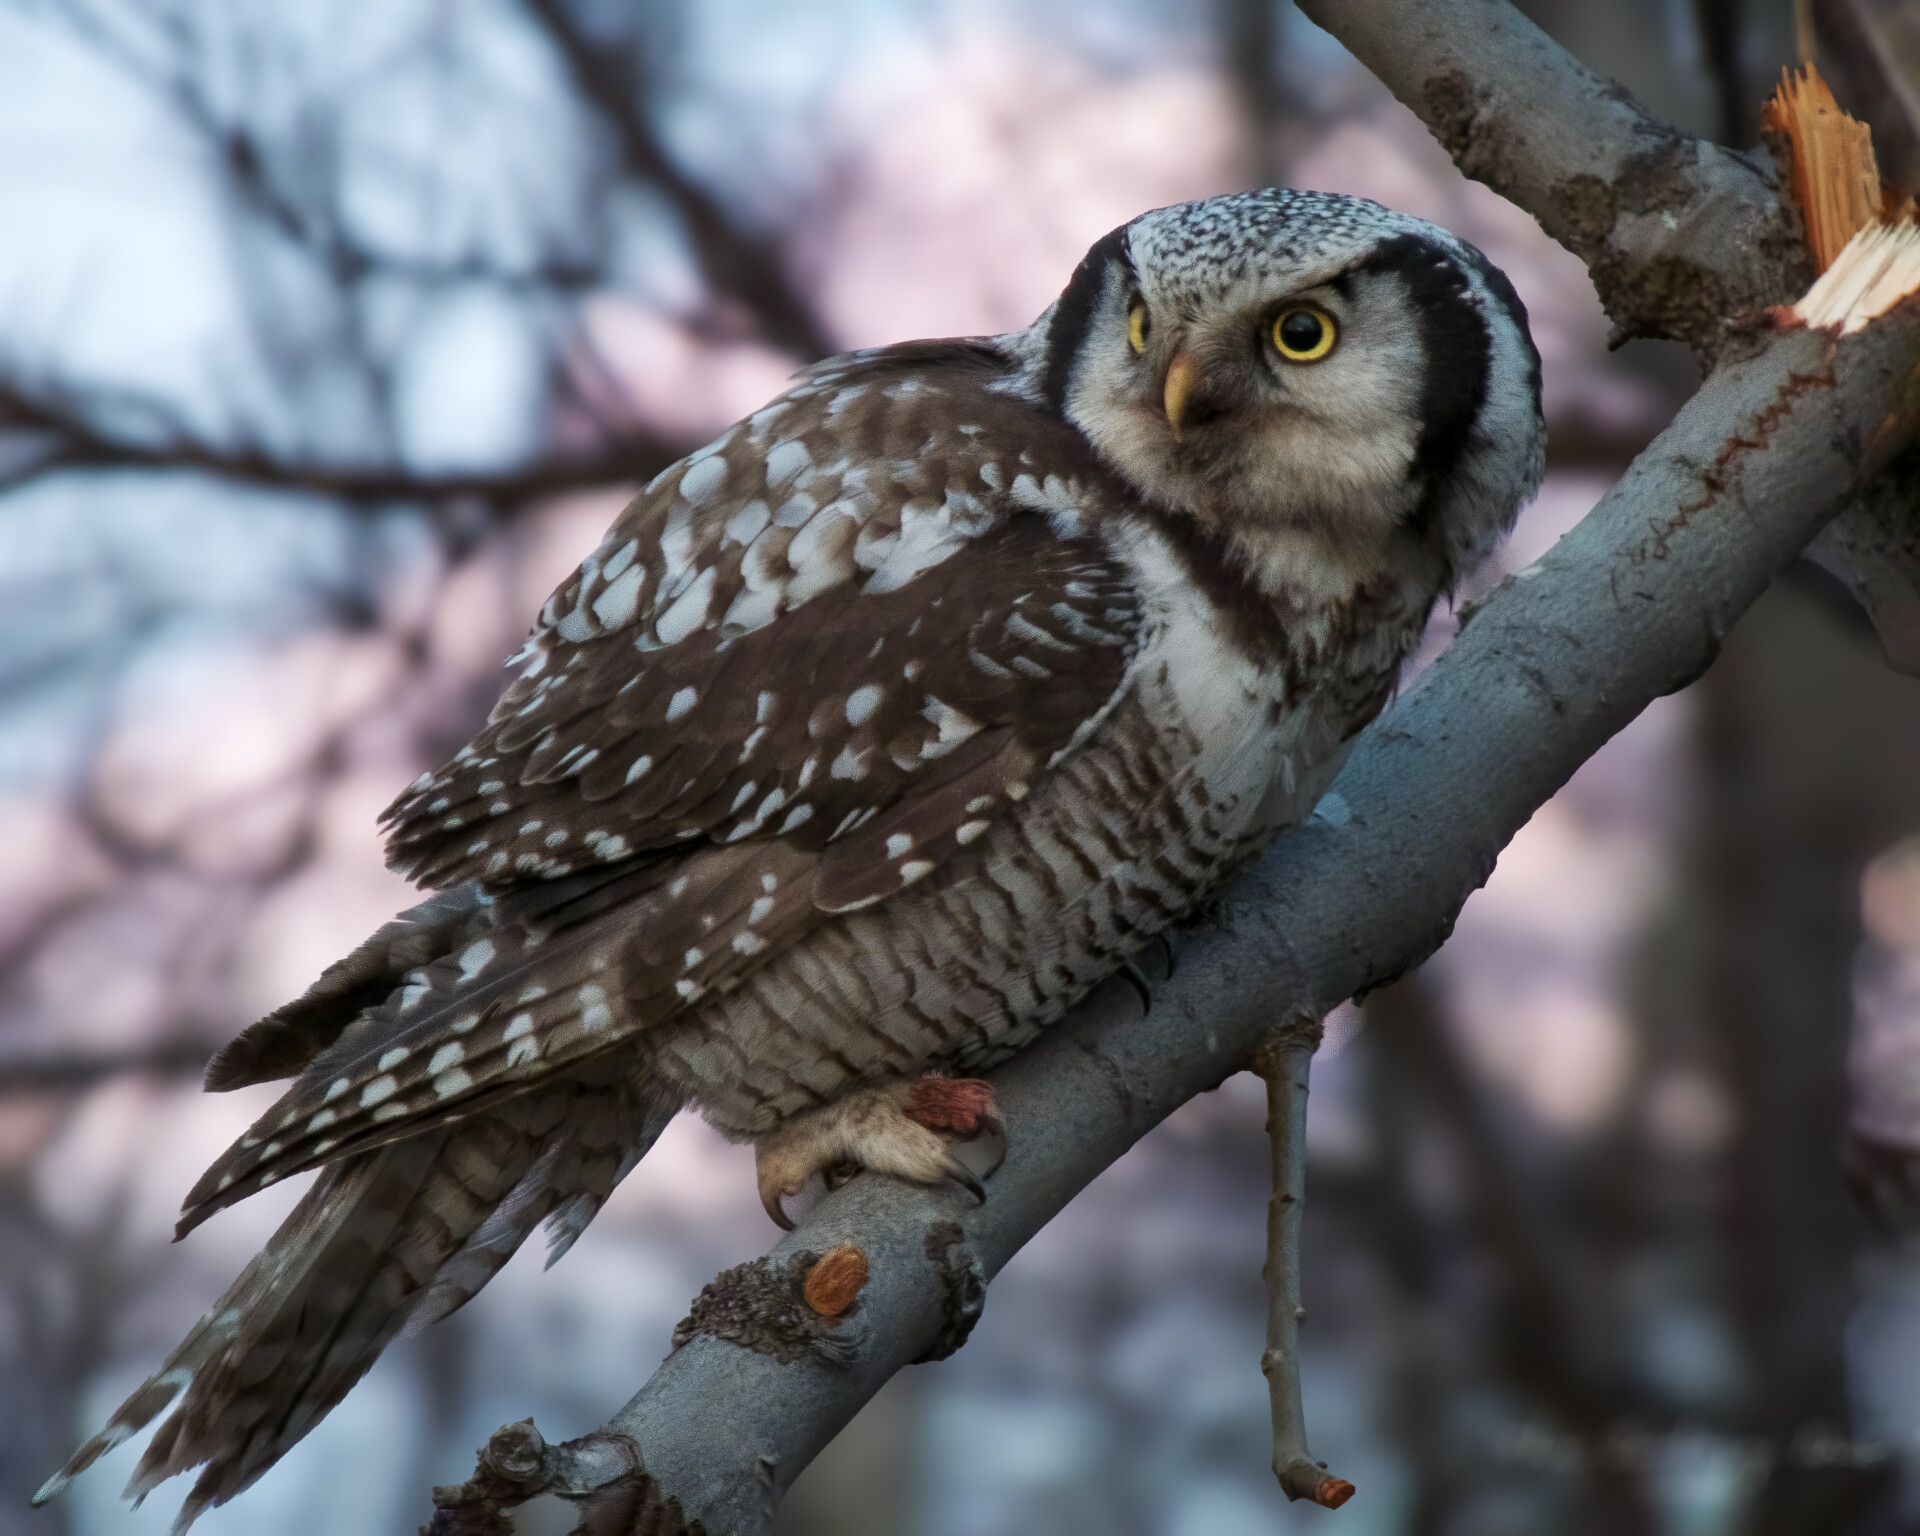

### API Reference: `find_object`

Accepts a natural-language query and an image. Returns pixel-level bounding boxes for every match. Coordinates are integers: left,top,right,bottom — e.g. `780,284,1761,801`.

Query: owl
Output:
40,188,1543,1523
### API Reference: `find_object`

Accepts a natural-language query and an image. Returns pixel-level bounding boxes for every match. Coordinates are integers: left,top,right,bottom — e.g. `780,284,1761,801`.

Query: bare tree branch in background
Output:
522,0,834,363
1219,0,1286,189
418,4,1920,1495
0,375,680,502
0,0,810,505
1360,981,1654,1485
0,1042,210,1094
44,0,605,293
1693,0,1754,149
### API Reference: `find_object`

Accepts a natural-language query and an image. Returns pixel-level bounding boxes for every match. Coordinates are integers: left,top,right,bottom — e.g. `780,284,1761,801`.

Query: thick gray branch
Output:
0,380,684,503
428,302,1920,1535
1295,0,1812,352
1296,0,1920,677
419,9,1920,1529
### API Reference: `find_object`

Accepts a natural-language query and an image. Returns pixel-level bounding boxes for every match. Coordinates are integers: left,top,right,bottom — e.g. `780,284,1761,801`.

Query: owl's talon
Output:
1119,959,1153,1014
943,1155,987,1205
1154,932,1178,979
753,1077,1006,1227
762,1182,799,1231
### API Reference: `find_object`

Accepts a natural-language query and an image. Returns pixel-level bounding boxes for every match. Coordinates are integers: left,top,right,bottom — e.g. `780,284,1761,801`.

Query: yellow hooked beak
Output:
1162,350,1198,439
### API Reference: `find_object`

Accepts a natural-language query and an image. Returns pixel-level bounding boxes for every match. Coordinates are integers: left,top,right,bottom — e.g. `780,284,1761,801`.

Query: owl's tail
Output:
34,888,678,1531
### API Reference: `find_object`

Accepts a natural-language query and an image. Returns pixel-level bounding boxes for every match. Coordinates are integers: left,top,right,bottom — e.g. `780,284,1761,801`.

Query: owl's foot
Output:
1152,930,1178,978
1115,935,1178,1015
755,1077,1004,1229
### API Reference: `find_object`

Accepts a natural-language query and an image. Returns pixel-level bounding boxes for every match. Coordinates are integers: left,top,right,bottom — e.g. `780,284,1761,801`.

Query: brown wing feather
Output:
51,341,1151,1523
176,837,815,1231
381,349,1141,893
183,372,1141,1229
202,885,487,1091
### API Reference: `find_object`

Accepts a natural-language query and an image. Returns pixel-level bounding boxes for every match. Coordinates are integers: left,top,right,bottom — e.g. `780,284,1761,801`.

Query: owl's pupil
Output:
1279,312,1323,352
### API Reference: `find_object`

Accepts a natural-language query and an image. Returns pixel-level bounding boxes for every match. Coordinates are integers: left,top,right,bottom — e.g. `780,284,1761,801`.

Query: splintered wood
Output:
1765,65,1920,330
1797,222,1920,331
1764,65,1891,271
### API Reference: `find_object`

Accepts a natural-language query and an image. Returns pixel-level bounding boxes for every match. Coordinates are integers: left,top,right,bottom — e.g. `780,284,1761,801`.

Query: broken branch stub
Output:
1770,72,1920,678
422,1421,701,1536
1763,64,1891,272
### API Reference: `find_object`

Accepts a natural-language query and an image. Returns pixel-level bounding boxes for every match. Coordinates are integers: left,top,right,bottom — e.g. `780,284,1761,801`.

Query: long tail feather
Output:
36,1068,675,1529
203,885,489,1092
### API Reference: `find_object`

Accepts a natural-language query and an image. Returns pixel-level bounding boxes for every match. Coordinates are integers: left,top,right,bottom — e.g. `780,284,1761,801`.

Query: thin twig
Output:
522,0,833,362
1252,1015,1354,1509
0,380,683,502
0,1042,211,1094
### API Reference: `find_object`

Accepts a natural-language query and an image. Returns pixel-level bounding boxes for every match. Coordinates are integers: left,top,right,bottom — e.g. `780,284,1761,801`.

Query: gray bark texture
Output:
425,3,1920,1531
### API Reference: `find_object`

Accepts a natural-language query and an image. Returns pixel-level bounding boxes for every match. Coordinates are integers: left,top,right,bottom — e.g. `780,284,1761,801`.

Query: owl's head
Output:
1028,189,1544,606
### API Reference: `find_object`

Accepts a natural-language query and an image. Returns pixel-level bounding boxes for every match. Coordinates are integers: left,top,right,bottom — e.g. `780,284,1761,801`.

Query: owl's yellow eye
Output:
1271,306,1336,362
1127,301,1149,355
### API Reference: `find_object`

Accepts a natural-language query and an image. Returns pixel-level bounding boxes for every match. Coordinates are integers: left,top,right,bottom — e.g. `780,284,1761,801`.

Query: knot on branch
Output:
1418,63,1807,358
1250,1010,1323,1075
672,1247,869,1368
801,1243,870,1319
914,1219,986,1362
424,1421,700,1536
1422,69,1490,170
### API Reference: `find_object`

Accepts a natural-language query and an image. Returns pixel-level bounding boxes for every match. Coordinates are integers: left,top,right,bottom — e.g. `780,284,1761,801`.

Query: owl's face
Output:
1035,190,1544,605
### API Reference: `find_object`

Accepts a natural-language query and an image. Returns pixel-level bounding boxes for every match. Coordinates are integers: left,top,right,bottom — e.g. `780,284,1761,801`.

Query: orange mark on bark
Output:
1312,1477,1357,1509
802,1244,869,1319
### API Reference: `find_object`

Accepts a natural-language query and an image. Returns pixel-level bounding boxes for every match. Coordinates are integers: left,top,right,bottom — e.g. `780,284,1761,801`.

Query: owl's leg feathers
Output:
755,1077,1003,1229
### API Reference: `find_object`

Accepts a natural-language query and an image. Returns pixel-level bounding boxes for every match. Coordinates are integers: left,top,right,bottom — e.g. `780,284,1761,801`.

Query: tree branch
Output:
1295,0,1813,354
405,7,1920,1528
522,0,834,362
0,1042,210,1095
1252,1016,1354,1508
421,288,1920,1531
0,379,683,503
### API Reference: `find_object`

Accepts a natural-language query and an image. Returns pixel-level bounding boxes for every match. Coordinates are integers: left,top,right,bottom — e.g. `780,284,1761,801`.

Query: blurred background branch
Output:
520,0,834,363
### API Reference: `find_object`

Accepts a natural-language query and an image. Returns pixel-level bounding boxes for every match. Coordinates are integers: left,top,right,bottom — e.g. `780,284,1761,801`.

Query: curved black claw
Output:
762,1185,797,1231
1119,959,1152,1015
945,1157,988,1205
1153,931,1178,979
975,1106,1008,1178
